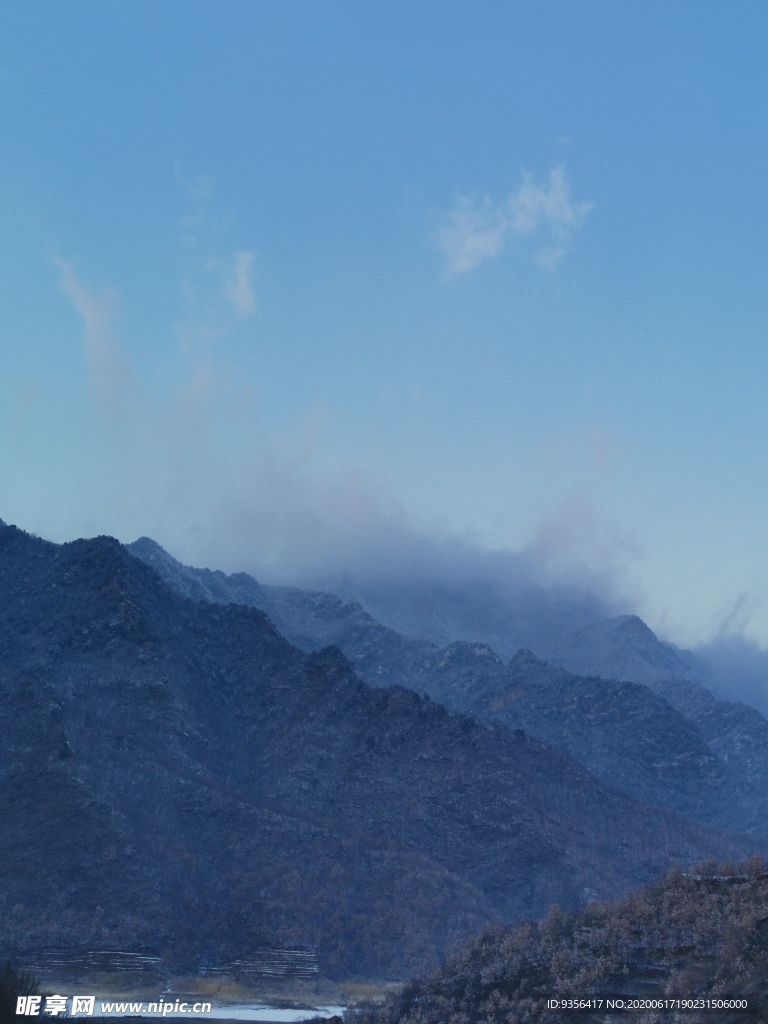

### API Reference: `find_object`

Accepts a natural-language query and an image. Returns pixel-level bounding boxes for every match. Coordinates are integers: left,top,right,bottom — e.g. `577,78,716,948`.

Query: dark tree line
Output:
0,964,39,1024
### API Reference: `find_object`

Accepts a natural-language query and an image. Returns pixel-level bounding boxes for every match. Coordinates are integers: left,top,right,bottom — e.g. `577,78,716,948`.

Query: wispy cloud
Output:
224,250,257,317
53,258,139,412
177,250,258,355
437,167,593,277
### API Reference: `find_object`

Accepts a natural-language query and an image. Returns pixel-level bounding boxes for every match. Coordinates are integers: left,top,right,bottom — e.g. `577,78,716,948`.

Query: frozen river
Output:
205,1007,344,1022
69,1004,346,1021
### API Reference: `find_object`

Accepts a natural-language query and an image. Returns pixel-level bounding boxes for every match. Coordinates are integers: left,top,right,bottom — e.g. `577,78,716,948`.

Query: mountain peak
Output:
509,648,549,669
129,535,182,568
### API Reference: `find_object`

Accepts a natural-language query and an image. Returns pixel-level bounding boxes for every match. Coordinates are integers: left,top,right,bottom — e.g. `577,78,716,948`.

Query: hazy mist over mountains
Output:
131,501,768,720
68,413,759,717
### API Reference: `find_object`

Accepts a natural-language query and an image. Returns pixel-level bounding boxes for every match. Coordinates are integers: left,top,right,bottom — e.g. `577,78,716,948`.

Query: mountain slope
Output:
128,538,768,837
412,646,768,835
1,522,761,979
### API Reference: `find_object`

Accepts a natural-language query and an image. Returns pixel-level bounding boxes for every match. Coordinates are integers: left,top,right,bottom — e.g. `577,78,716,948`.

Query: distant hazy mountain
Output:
129,537,768,837
130,536,693,685
449,648,768,836
339,576,696,686
1,521,759,980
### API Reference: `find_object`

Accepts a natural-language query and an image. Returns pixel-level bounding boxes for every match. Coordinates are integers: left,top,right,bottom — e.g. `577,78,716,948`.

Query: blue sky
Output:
2,1,768,647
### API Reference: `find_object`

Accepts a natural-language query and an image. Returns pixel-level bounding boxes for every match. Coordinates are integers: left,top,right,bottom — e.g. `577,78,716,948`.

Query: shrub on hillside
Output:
347,857,768,1024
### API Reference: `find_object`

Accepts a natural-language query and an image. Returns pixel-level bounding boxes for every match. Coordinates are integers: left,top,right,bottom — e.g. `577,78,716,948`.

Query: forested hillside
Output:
1,521,761,979
350,858,768,1023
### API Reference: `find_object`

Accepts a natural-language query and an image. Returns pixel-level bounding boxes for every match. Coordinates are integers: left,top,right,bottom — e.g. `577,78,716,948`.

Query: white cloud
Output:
224,250,257,317
436,195,508,276
437,166,593,277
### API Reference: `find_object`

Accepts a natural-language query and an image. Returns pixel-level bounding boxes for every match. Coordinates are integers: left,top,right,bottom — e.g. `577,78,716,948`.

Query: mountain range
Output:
129,536,768,838
1,520,762,979
127,538,694,685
